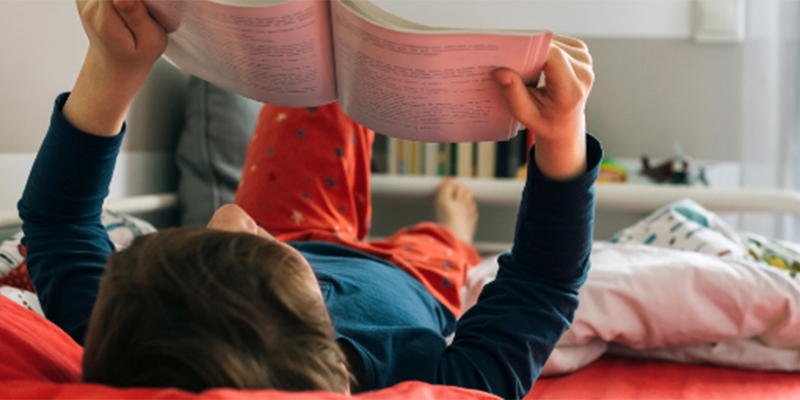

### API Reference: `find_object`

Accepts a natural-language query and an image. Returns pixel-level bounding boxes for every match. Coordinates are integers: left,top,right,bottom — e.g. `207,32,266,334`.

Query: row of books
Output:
371,130,532,179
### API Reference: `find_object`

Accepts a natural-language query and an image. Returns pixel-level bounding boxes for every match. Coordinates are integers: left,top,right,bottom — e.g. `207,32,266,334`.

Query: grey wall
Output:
371,37,749,243
585,38,744,161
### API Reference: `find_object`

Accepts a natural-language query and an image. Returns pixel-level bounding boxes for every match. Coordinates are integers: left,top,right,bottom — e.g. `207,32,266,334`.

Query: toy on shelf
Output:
597,159,628,183
640,143,709,186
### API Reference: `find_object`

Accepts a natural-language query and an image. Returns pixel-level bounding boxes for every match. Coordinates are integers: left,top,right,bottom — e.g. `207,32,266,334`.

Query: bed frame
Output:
3,178,800,251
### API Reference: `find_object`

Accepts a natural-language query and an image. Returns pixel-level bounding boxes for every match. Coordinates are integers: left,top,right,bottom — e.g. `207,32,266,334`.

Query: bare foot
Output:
435,178,478,245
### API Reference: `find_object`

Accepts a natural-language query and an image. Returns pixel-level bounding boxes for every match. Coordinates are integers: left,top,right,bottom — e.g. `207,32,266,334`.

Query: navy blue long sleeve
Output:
434,135,601,398
18,93,123,344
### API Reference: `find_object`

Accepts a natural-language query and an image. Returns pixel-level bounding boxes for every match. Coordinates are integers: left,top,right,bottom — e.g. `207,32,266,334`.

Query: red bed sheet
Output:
527,356,800,400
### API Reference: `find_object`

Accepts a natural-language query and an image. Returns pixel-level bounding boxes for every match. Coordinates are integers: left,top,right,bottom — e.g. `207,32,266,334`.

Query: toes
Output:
436,177,456,200
454,183,475,203
437,178,477,207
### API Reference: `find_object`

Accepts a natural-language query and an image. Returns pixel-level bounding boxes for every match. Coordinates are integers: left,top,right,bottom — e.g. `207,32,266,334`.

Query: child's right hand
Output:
493,35,594,180
77,0,167,80
63,0,168,137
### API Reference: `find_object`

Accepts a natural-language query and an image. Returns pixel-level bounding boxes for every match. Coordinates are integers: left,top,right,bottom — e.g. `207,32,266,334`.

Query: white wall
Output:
372,0,693,38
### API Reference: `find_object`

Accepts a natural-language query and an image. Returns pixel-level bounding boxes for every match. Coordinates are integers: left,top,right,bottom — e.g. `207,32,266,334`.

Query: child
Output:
18,0,600,399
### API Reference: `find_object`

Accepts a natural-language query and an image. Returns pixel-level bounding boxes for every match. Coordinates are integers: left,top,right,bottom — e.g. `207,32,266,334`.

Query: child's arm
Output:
426,37,601,398
18,0,166,344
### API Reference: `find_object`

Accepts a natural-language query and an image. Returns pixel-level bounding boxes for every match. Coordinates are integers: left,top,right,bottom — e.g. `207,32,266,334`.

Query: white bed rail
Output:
2,178,800,228
0,193,178,228
370,176,800,215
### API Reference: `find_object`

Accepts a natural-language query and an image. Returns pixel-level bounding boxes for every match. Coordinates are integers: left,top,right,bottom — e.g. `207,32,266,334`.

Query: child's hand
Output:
77,0,167,78
493,35,594,180
77,0,167,73
63,0,168,137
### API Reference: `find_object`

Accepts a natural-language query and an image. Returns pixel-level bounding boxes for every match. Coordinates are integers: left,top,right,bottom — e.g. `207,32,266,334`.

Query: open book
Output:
143,0,552,142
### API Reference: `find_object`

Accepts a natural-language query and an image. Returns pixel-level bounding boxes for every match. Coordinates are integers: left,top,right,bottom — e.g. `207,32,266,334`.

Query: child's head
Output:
81,225,350,393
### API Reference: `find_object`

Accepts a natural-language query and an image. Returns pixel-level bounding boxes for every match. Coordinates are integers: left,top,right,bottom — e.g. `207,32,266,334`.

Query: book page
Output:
330,1,551,142
144,0,336,107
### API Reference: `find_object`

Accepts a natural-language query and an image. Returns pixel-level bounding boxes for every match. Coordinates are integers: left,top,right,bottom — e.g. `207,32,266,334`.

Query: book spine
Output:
439,143,450,176
457,142,474,178
387,137,398,175
371,134,388,173
397,139,406,175
409,141,419,175
449,143,458,176
477,141,496,178
495,140,510,178
424,142,439,176
402,140,412,175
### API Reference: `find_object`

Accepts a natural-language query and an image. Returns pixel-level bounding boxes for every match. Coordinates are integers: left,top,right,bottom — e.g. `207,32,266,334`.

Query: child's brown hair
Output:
81,227,350,393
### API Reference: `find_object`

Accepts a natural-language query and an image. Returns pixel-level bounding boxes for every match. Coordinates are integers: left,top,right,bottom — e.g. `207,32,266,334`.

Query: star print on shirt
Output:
276,113,288,122
335,147,344,157
291,210,304,225
296,129,306,137
325,177,337,188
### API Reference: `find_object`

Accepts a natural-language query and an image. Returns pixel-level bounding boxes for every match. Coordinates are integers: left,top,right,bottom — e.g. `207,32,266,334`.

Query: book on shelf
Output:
143,0,551,142
424,142,439,176
476,141,496,178
374,131,528,179
371,133,388,174
456,142,474,178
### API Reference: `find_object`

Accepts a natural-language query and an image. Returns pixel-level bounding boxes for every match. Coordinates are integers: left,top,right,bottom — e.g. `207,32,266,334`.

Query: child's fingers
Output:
551,40,593,89
539,45,578,103
436,178,456,201
552,39,592,66
113,0,166,51
492,68,540,129
438,178,467,203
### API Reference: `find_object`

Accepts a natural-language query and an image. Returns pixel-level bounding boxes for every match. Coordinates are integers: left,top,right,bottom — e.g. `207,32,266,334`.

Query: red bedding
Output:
0,296,495,400
1,294,797,400
528,356,800,400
